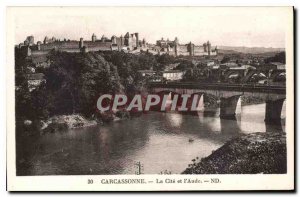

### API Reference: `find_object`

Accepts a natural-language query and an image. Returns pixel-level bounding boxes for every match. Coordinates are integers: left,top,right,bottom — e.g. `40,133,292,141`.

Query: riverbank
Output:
182,132,286,174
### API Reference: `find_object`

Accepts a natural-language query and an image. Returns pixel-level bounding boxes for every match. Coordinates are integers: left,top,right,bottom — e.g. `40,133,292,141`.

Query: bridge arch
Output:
149,82,286,123
270,71,286,83
243,70,268,83
223,70,244,83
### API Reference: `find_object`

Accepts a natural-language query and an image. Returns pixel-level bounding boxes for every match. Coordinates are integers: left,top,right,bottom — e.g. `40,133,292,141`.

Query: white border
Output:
3,3,296,193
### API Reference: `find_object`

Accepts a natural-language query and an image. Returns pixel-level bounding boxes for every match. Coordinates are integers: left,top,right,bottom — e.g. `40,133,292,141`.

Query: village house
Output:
162,70,185,81
138,70,157,77
25,73,46,91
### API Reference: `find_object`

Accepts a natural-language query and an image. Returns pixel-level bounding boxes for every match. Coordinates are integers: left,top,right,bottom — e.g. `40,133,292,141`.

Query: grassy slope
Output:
183,132,286,174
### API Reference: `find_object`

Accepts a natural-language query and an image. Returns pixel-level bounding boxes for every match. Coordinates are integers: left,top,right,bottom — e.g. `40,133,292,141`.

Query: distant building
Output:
16,32,147,57
24,36,34,46
25,73,46,91
16,33,217,58
222,62,239,68
230,65,256,70
151,76,164,82
165,63,180,71
153,38,217,57
162,70,184,81
25,66,35,73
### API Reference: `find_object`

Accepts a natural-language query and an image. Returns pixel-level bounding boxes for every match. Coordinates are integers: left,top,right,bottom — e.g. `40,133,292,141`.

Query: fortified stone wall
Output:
40,41,79,50
194,45,205,56
85,41,112,49
17,34,217,58
31,50,50,56
176,45,190,56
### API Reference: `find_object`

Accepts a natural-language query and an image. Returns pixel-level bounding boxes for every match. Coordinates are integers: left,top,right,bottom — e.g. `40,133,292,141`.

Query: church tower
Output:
92,33,97,42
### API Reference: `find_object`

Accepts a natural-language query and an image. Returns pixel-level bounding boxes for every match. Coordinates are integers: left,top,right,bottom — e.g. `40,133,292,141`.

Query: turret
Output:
92,33,97,42
120,35,124,46
167,45,170,52
124,32,130,47
24,40,29,46
111,36,117,44
37,41,41,50
101,35,106,43
79,38,84,48
203,43,207,52
25,36,34,46
207,41,211,56
188,41,194,56
135,33,139,48
142,38,146,47
175,43,178,56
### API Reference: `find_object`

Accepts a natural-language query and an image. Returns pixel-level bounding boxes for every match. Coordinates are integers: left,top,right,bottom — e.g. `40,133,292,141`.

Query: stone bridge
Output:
148,82,286,124
207,67,286,83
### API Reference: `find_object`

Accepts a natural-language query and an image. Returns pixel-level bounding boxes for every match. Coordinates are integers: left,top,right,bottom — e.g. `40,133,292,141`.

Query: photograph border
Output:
6,6,295,191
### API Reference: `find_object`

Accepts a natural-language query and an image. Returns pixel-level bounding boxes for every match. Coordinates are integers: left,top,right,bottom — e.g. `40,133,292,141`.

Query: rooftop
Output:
26,73,45,80
162,70,184,73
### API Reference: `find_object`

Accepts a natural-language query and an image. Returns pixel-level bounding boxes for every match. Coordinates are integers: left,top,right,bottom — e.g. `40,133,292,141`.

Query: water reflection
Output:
220,118,240,135
165,113,183,128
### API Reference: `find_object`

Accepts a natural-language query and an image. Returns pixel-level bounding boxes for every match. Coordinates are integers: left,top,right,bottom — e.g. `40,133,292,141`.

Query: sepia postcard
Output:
6,6,294,191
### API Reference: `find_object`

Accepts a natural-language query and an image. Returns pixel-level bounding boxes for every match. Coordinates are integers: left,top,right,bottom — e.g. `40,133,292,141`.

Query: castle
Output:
154,37,217,56
16,33,217,58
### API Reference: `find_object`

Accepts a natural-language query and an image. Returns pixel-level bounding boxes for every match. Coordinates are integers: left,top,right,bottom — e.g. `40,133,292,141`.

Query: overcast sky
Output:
11,7,292,48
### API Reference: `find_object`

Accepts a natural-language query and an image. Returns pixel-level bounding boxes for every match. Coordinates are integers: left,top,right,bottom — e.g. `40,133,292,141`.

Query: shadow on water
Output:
17,120,151,175
165,110,241,143
220,117,241,135
265,120,284,133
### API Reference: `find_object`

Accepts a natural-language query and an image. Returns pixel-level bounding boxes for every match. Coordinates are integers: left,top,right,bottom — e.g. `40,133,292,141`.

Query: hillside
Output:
218,46,285,54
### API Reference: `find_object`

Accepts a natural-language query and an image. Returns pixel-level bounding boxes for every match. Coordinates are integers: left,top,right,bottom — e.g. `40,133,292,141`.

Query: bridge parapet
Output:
149,82,286,124
149,82,286,96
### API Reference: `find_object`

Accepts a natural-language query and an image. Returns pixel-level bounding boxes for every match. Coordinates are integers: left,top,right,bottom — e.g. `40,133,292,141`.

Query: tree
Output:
174,59,195,71
265,52,286,64
15,50,162,119
221,56,230,64
156,54,175,65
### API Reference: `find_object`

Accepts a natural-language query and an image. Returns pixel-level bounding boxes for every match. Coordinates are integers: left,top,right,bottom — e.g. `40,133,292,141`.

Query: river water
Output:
17,101,286,175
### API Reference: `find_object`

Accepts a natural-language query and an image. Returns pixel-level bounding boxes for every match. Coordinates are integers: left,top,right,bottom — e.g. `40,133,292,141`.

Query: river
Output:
17,101,286,175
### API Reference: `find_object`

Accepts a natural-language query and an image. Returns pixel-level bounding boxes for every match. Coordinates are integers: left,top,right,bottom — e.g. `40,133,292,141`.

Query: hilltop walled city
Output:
15,32,285,92
17,32,217,57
